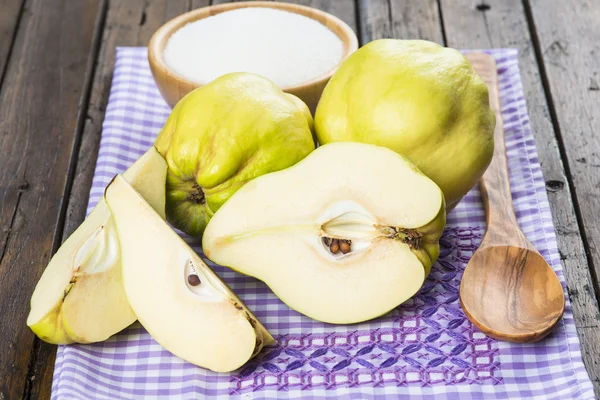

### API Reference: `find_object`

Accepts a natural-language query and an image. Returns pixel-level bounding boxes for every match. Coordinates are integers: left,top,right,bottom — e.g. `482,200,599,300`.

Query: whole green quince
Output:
155,72,315,236
314,39,495,210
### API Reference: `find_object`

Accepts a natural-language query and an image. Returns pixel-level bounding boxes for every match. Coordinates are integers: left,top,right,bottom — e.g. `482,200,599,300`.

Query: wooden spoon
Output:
459,53,565,343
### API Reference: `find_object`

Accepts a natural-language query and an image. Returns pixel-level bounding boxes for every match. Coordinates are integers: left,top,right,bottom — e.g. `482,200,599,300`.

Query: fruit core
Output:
74,218,119,275
219,200,426,259
62,218,120,302
318,201,424,258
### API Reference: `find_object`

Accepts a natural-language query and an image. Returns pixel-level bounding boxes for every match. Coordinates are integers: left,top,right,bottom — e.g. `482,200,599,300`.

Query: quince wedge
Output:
105,175,274,372
203,143,445,324
27,147,167,344
155,72,315,237
315,39,495,210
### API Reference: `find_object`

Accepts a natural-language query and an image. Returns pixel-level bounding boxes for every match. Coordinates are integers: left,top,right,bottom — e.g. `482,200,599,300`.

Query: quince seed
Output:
340,240,352,254
330,239,340,254
188,274,201,286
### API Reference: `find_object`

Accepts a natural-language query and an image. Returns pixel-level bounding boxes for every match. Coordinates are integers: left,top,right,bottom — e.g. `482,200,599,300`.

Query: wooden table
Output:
1,0,599,398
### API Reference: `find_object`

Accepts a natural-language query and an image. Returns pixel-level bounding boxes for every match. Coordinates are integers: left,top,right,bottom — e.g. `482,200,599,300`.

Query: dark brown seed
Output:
188,274,201,286
340,240,351,254
322,236,332,246
330,239,340,254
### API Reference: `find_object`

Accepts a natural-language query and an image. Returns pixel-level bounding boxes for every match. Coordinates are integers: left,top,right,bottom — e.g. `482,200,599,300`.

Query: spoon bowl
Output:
460,53,565,343
461,244,565,342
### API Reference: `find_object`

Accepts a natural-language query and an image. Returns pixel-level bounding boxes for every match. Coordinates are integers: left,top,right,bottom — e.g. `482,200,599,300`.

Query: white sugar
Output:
163,8,344,87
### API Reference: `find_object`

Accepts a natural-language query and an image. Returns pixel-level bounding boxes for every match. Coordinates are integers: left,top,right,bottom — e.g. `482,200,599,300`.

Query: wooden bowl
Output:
148,1,358,112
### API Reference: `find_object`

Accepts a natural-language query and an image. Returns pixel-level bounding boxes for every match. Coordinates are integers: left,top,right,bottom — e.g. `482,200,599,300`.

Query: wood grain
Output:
25,1,193,398
441,0,600,392
527,0,600,301
138,0,195,43
190,0,211,9
0,0,24,82
461,53,564,343
288,0,357,33
358,0,442,44
0,0,103,398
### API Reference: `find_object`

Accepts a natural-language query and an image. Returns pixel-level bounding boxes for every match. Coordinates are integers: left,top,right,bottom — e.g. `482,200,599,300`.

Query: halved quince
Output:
203,143,446,324
27,147,167,344
105,175,274,372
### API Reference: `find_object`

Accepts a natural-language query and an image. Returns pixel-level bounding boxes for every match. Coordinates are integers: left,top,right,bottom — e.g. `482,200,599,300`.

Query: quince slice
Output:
106,175,274,372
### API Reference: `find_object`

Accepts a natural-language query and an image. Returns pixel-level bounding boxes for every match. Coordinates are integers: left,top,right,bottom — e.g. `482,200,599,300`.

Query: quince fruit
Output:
155,72,315,237
314,39,495,210
203,143,445,324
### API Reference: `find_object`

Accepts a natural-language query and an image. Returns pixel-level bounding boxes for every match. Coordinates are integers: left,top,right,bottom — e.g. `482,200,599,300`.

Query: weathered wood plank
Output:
440,0,600,394
358,0,442,44
26,1,193,398
138,0,196,44
286,0,357,33
526,0,600,291
25,341,57,400
0,0,24,81
190,0,211,10
0,0,103,398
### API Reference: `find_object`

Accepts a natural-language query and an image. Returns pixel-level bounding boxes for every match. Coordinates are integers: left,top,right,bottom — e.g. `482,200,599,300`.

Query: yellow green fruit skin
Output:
314,39,496,210
28,301,74,345
416,199,446,277
155,73,315,237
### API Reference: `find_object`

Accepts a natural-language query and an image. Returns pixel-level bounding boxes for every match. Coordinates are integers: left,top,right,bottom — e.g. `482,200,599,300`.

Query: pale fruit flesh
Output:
105,175,274,372
27,147,167,344
203,142,446,324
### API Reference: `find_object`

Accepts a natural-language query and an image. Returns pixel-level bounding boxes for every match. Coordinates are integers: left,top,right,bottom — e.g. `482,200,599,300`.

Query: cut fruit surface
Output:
105,175,274,372
203,142,446,324
27,147,167,344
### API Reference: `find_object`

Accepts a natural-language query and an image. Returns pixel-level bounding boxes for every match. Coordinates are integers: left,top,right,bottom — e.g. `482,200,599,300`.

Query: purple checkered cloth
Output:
50,48,594,399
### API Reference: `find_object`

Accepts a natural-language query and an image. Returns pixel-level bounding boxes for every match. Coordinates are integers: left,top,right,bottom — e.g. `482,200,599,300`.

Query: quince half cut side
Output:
203,142,446,324
105,175,274,372
27,147,167,344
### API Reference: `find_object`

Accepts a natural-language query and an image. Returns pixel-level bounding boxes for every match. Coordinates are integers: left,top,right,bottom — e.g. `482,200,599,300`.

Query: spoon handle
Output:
465,53,525,246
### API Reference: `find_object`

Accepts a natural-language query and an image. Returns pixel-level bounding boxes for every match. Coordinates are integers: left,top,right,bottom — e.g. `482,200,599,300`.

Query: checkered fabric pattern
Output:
50,48,594,399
